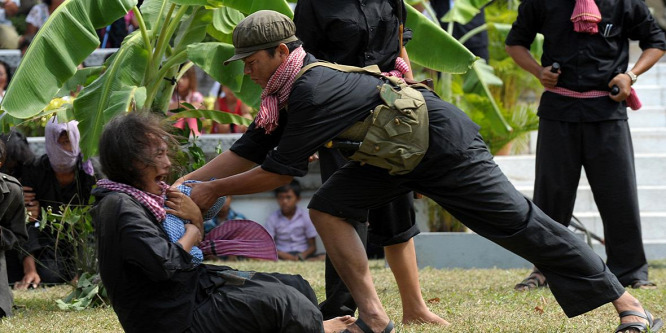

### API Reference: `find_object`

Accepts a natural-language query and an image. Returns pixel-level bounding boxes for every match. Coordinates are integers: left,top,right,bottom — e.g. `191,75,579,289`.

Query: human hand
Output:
308,153,319,163
608,73,632,102
15,271,41,290
165,188,203,227
538,65,559,88
184,182,218,212
23,186,40,221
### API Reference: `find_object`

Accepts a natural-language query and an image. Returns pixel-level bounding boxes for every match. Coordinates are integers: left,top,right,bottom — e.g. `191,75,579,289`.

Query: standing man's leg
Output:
319,221,367,319
582,120,650,287
517,119,584,290
317,148,367,319
368,195,448,325
310,209,393,333
409,135,655,328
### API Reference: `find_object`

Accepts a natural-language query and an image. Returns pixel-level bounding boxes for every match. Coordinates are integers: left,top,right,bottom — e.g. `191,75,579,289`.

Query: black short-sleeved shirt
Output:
230,54,481,177
506,0,666,122
294,0,412,72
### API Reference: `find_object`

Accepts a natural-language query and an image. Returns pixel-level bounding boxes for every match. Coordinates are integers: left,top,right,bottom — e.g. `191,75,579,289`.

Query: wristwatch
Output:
625,70,638,85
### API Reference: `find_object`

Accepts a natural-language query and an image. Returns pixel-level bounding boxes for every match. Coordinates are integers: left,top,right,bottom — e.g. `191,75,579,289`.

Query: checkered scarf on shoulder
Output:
97,179,169,222
256,46,307,134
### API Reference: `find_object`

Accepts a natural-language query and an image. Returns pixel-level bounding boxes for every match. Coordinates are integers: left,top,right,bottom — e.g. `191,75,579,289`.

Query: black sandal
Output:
514,272,548,291
615,310,663,333
342,318,394,333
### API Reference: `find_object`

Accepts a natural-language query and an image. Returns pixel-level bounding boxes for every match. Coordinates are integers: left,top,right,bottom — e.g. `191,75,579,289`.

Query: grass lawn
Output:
2,260,665,332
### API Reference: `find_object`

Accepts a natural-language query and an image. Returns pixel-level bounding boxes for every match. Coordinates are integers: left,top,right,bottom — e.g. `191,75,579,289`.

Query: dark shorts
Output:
317,148,419,246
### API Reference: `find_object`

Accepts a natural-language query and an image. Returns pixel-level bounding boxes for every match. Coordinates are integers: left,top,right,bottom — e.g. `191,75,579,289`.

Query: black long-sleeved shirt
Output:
230,54,480,177
293,0,412,72
506,0,666,122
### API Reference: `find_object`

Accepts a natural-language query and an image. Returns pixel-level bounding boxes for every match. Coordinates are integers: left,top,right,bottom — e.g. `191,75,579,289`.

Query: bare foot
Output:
403,310,450,326
323,315,356,333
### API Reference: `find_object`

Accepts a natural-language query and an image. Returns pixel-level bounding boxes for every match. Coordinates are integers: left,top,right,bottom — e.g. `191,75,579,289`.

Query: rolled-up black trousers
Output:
310,135,626,317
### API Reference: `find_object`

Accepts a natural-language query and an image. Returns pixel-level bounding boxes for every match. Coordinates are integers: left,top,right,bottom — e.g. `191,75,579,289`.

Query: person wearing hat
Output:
293,0,448,326
179,10,662,333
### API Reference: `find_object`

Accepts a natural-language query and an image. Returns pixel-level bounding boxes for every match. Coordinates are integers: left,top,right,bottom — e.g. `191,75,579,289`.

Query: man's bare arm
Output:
506,44,559,88
188,166,293,210
176,150,256,185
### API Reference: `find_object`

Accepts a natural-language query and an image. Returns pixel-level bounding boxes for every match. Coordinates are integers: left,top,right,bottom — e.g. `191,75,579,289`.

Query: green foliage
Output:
56,272,109,311
37,195,108,311
38,196,97,277
2,0,476,161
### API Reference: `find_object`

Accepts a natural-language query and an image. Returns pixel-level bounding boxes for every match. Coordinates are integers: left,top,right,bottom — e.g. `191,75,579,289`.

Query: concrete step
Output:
632,61,666,85
514,185,666,213
630,128,666,153
495,153,666,187
628,106,666,128
526,127,666,155
633,85,665,108
569,212,666,242
413,232,666,269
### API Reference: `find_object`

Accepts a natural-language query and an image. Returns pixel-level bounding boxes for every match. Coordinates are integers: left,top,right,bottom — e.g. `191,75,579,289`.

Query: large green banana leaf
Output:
209,0,292,17
441,0,494,25
168,109,252,126
73,31,150,157
405,4,475,74
173,7,213,53
187,42,262,109
140,0,168,31
1,0,136,119
206,7,244,43
494,23,544,61
57,66,105,97
463,59,512,133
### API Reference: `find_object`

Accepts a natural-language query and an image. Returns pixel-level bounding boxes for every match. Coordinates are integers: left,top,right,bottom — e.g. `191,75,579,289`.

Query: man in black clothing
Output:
182,10,662,333
506,0,666,291
0,141,28,318
294,0,446,325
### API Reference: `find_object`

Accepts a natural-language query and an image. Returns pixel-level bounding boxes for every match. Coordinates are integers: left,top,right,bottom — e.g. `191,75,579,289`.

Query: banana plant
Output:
1,0,476,158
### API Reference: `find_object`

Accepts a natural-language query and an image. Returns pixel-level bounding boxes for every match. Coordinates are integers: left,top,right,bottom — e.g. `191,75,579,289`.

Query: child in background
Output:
169,66,204,136
210,84,253,134
265,180,324,261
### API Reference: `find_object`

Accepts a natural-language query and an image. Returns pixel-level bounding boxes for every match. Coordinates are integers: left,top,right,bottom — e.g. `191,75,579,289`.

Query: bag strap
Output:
295,61,383,81
295,61,433,92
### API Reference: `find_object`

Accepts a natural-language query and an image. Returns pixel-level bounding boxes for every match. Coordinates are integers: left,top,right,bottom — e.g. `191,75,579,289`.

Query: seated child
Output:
265,180,324,261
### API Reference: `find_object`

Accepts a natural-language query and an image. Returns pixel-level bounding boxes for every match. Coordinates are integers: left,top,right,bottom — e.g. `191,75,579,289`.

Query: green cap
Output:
224,10,298,65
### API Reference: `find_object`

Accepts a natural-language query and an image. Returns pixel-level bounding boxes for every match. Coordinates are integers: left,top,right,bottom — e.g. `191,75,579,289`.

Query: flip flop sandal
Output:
514,272,548,291
615,310,663,333
342,317,394,333
631,280,657,290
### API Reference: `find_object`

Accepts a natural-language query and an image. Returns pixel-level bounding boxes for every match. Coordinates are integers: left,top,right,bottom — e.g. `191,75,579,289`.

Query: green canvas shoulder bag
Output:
295,62,430,175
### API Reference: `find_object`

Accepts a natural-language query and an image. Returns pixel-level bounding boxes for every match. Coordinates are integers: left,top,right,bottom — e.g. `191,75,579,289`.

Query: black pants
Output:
191,269,324,332
316,148,420,319
310,135,625,317
533,119,648,285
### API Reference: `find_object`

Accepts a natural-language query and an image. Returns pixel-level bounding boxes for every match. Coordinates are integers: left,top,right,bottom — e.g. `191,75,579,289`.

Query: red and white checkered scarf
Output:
97,179,169,222
571,0,601,34
383,57,411,78
256,46,307,134
545,86,642,110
